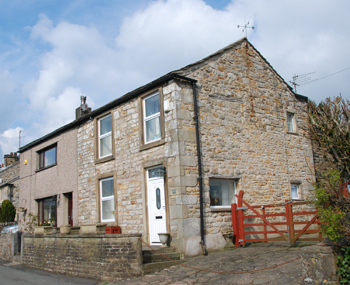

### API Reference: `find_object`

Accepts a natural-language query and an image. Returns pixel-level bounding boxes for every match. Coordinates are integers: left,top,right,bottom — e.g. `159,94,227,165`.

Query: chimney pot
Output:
76,96,91,120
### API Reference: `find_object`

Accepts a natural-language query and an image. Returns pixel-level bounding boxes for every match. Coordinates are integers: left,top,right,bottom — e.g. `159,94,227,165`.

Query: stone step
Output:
142,246,176,255
143,252,183,264
142,260,186,275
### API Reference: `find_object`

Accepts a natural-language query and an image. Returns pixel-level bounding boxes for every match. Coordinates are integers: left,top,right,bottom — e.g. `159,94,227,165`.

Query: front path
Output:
112,242,306,285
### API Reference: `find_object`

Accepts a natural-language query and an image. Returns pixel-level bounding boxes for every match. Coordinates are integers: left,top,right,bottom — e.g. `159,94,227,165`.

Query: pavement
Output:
109,242,309,285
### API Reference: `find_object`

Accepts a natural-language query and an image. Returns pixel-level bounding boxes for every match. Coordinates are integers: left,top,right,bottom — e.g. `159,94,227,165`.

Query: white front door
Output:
147,166,166,244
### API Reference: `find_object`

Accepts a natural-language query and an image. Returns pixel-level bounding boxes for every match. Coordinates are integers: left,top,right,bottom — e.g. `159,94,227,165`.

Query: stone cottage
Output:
18,38,315,256
0,153,20,212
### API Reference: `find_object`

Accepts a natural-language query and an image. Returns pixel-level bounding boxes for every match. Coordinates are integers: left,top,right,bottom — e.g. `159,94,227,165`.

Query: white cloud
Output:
0,127,22,158
1,0,350,165
39,87,95,135
116,0,244,75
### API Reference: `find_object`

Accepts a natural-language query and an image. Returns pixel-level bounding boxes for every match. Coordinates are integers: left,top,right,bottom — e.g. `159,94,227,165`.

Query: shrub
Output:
0,200,16,223
337,247,350,283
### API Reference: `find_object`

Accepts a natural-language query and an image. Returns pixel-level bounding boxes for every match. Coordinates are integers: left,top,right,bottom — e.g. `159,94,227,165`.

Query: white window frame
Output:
209,179,236,209
98,114,112,159
100,177,115,223
143,92,161,144
291,184,299,200
287,112,295,132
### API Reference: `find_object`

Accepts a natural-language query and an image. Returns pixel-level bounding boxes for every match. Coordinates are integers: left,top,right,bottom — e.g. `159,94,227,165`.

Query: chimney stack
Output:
75,95,92,120
4,152,19,167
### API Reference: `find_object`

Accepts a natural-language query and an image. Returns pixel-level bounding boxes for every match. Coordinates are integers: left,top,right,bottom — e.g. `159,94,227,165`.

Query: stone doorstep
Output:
142,245,176,254
2,261,20,267
143,252,183,264
142,246,185,274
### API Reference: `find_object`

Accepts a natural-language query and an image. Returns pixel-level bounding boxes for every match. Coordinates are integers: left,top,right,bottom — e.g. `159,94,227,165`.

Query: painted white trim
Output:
100,177,115,223
143,92,161,144
98,114,112,159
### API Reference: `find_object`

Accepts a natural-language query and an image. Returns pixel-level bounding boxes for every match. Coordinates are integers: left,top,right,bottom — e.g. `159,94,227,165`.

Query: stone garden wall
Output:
22,233,143,281
0,233,13,261
301,245,338,284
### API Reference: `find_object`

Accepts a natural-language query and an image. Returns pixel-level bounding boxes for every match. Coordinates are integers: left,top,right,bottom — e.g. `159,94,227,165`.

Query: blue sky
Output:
0,0,349,164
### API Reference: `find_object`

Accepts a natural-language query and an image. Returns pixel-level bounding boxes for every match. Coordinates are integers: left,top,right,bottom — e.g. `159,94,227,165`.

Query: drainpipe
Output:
192,81,208,255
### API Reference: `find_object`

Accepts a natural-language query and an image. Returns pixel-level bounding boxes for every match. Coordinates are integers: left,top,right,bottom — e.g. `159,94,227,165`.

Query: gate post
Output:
285,201,294,246
237,191,245,246
231,203,240,248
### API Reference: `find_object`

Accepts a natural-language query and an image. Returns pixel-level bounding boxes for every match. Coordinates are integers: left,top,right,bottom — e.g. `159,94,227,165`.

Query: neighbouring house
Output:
18,38,316,256
18,126,79,228
0,153,20,214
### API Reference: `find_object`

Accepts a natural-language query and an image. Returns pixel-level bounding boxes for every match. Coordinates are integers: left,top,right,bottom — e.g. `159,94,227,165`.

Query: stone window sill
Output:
35,164,57,173
210,207,232,212
95,155,114,165
139,138,165,151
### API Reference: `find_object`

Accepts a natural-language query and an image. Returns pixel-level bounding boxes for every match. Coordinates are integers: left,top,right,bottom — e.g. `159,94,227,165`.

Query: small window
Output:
100,177,115,222
38,145,57,169
143,92,161,144
209,179,236,208
98,114,112,158
291,184,299,199
287,112,295,132
37,196,57,226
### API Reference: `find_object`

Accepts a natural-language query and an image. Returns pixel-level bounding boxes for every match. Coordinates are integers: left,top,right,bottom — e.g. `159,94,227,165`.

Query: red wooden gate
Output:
231,190,323,247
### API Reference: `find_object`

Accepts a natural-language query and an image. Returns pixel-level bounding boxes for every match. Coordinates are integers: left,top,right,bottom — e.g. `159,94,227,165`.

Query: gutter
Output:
192,81,208,255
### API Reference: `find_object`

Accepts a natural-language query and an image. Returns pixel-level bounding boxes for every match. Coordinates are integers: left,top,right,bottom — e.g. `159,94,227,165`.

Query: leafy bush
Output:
337,247,350,283
0,200,16,223
313,169,349,242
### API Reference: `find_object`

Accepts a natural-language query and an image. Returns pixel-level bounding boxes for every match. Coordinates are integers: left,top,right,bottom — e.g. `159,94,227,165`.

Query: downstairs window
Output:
209,179,236,209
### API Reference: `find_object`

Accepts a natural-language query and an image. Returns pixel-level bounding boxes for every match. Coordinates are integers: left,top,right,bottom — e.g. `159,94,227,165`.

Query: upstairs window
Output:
287,112,296,132
100,177,115,222
98,114,112,158
38,145,57,169
143,92,161,144
209,179,236,209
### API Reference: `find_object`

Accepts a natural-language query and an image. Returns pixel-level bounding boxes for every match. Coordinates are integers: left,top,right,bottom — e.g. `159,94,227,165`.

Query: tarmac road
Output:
0,260,99,285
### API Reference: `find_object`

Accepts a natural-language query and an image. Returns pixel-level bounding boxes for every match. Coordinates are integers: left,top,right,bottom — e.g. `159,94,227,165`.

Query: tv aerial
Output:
289,72,315,93
237,21,254,38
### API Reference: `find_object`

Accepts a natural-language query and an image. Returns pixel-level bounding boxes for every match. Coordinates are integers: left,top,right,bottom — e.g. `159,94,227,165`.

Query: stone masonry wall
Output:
0,162,20,209
22,234,143,281
77,80,198,253
178,39,316,248
76,38,316,256
0,233,13,261
301,245,338,284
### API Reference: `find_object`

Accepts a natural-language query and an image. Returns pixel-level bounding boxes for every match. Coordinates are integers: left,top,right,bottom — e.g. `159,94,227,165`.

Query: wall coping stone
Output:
301,245,333,254
23,233,142,239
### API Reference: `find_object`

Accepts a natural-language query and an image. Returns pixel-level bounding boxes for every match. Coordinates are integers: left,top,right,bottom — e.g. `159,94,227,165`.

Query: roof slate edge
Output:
18,73,196,152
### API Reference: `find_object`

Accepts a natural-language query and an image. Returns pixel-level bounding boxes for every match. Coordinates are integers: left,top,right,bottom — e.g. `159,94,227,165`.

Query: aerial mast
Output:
237,21,254,38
